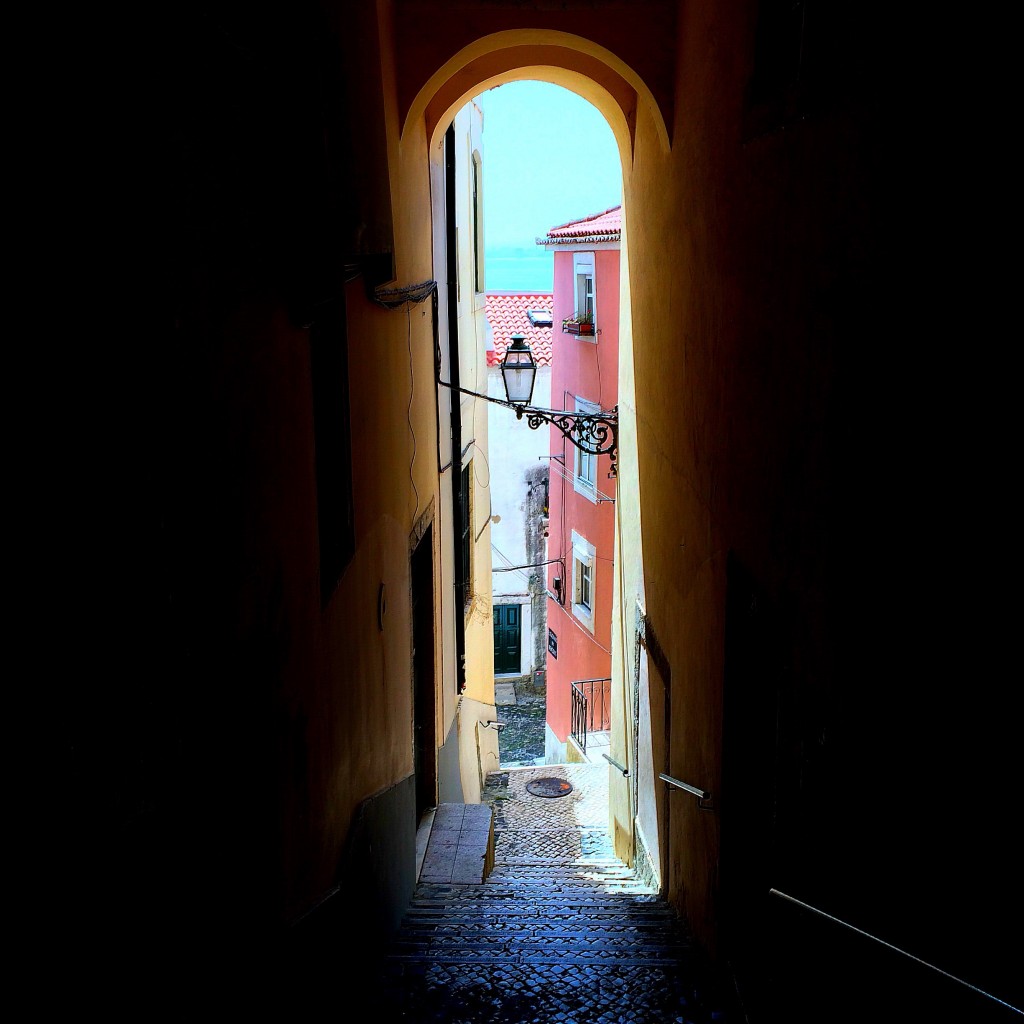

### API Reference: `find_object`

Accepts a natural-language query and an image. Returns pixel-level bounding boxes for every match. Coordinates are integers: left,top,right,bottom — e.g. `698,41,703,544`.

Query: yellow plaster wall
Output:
453,99,498,801
287,0,445,918
616,8,736,950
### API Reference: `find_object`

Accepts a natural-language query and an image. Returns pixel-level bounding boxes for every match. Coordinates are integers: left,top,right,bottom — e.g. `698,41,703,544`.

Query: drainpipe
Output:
445,123,467,693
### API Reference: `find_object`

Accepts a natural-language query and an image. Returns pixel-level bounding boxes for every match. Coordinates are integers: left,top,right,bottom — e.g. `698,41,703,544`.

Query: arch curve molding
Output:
397,26,673,157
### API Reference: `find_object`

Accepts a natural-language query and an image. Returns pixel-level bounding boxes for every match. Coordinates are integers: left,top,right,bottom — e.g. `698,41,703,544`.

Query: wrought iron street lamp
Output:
500,334,538,404
441,333,619,476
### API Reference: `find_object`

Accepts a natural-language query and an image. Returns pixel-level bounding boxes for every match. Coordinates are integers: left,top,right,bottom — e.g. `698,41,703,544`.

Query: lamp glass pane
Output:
502,364,536,404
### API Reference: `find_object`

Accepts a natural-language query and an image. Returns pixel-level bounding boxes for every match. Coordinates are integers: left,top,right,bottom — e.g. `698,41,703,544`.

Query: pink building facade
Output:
538,207,620,763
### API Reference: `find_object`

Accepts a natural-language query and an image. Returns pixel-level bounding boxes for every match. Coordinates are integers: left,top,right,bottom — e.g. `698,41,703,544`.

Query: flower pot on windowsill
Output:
562,319,595,336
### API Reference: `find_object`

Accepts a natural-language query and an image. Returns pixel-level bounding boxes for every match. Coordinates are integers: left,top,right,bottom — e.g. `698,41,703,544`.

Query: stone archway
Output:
409,27,661,886
397,28,671,158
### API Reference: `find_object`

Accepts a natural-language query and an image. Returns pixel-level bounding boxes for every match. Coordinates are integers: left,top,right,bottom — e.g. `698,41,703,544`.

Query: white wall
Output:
487,364,551,586
488,363,551,676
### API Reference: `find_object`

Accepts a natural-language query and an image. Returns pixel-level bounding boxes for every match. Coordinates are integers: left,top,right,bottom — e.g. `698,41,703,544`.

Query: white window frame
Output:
573,251,595,340
573,396,599,502
571,530,596,633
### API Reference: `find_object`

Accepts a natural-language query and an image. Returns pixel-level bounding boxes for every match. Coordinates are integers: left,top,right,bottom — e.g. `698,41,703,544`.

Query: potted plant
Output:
562,309,595,336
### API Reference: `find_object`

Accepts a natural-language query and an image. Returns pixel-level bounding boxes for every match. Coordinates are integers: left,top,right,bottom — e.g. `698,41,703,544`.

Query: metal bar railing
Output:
581,677,612,731
570,683,587,753
659,772,714,809
571,678,614,754
602,753,629,777
769,889,1023,1017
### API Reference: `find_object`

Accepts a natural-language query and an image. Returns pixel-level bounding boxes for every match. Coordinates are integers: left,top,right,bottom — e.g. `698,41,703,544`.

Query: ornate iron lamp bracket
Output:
437,380,620,477
516,404,619,477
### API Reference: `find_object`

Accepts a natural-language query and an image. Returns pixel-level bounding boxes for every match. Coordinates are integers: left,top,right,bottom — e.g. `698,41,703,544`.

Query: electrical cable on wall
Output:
493,558,563,573
547,456,615,503
548,591,613,655
469,439,491,487
491,543,544,589
371,279,437,309
494,566,532,587
370,279,438,520
491,542,518,569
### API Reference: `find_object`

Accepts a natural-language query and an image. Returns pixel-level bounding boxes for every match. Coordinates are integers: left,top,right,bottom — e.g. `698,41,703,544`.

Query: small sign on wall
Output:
547,628,557,658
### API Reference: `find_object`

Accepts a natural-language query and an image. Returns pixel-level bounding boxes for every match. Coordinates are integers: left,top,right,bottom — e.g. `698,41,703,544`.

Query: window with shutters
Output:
573,396,599,501
573,251,596,340
571,530,596,634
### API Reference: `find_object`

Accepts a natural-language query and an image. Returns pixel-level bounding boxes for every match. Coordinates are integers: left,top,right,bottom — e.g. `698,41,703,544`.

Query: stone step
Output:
380,778,734,1023
400,925,683,938
491,852,625,861
403,892,675,909
400,917,686,934
405,898,677,915
393,872,695,972
487,863,652,876
403,911,671,924
409,895,663,910
489,858,637,870
382,868,724,1018
484,879,657,894
480,880,655,893
485,869,653,884
391,926,693,945
376,959,715,1015
391,939,694,959
488,871,641,879
384,946,698,967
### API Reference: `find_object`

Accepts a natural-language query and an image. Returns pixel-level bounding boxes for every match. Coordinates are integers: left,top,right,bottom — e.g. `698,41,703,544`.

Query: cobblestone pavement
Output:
484,764,615,864
496,693,546,768
377,763,737,1023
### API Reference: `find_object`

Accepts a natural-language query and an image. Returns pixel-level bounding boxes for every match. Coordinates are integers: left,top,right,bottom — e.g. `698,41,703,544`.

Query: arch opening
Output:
403,30,671,160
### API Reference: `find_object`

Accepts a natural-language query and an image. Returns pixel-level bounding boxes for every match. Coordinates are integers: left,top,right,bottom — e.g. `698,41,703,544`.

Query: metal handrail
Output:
659,772,714,809
602,753,629,777
658,773,711,800
769,889,1023,1017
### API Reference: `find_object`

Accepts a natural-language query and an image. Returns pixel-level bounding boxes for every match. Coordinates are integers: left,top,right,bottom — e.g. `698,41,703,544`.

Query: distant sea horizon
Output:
485,249,553,293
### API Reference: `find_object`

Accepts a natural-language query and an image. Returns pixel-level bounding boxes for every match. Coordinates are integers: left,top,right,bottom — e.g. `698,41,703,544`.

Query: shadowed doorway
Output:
411,525,437,821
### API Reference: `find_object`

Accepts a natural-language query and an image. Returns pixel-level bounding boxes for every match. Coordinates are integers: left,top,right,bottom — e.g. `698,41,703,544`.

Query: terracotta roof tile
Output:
485,293,553,367
538,205,621,245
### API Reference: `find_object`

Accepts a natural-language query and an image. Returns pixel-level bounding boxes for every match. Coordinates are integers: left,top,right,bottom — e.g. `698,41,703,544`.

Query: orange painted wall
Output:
545,243,618,747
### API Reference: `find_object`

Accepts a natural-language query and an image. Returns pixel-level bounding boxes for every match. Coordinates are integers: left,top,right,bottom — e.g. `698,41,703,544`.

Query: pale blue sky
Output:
473,81,622,253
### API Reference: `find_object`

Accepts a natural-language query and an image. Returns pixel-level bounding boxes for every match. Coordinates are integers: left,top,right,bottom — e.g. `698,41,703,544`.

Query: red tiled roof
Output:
485,293,553,367
538,205,621,245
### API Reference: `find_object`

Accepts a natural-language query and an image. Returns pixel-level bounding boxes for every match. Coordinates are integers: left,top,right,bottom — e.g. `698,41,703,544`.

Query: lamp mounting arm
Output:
519,405,618,477
437,380,618,477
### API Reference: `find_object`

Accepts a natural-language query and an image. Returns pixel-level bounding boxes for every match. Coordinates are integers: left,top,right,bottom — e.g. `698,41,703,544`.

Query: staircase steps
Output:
377,772,731,1022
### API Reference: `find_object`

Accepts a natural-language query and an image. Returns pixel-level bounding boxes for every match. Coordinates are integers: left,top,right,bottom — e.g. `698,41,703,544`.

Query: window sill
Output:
572,604,596,634
573,477,598,503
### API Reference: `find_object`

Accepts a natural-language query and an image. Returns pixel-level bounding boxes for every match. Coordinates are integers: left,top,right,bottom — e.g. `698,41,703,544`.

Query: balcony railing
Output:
570,677,612,754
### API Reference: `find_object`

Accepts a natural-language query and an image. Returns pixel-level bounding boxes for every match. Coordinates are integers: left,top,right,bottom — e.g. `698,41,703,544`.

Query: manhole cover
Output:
526,777,574,798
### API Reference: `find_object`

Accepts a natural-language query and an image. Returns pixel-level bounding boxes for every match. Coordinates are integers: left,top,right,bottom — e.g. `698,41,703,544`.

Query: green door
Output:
493,604,521,675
